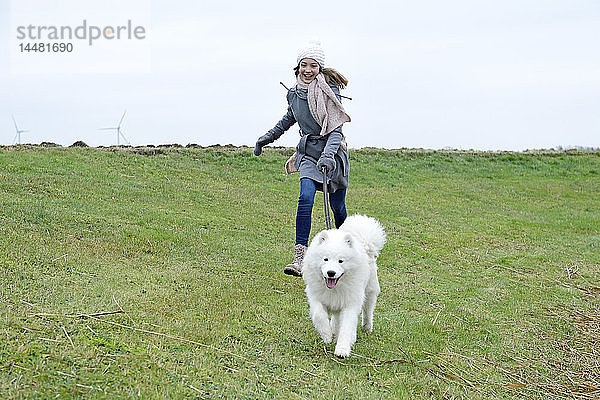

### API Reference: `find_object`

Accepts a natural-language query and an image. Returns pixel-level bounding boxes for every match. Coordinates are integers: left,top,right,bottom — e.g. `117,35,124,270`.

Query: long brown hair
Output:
294,65,348,89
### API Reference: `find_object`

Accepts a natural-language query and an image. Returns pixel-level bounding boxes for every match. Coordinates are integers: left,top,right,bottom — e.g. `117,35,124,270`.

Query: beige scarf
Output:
285,73,351,174
296,73,351,135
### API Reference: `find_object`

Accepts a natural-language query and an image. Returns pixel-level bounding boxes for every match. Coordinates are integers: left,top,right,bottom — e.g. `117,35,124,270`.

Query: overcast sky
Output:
1,0,599,150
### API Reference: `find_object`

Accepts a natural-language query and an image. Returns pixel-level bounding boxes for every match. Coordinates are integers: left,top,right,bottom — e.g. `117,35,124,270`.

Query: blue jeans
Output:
296,178,347,246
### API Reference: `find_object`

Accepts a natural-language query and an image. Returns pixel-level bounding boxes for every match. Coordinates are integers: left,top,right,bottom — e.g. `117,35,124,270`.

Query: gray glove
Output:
316,154,336,173
254,132,272,156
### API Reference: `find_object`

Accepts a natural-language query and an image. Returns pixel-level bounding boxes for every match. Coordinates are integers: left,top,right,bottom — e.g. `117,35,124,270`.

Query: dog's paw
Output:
321,330,333,344
362,320,373,333
314,322,333,344
334,345,351,358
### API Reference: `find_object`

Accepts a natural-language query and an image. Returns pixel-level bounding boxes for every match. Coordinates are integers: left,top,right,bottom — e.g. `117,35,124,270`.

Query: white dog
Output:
302,214,386,358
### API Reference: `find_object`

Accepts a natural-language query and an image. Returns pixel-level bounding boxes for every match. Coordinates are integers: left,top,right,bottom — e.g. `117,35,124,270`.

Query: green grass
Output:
0,145,599,399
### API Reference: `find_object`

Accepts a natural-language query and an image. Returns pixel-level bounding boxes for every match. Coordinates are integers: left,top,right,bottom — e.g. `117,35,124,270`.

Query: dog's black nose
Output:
327,270,336,277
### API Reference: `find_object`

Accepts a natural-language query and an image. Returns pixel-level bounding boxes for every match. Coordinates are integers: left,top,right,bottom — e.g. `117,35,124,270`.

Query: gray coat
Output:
266,83,349,193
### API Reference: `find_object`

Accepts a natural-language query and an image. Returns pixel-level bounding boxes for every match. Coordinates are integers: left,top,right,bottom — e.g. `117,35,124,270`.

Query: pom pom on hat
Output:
297,39,325,68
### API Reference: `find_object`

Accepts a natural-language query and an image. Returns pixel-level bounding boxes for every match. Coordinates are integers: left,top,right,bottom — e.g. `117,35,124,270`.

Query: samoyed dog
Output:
302,214,386,358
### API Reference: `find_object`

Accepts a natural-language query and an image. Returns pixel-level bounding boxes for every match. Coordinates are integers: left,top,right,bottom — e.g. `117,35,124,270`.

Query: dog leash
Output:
322,167,332,230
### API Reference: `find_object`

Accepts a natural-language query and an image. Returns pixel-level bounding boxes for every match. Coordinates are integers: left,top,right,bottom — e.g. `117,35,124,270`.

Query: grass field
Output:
0,145,599,399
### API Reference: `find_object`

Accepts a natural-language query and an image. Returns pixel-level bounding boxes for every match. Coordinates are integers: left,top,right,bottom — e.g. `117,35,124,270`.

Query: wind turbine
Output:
98,111,130,145
12,115,28,144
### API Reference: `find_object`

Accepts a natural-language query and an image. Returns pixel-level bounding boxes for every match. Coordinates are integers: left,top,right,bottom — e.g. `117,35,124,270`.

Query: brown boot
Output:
284,244,307,277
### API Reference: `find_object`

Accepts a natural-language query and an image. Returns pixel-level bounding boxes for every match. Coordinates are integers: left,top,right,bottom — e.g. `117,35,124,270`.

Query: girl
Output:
254,40,351,277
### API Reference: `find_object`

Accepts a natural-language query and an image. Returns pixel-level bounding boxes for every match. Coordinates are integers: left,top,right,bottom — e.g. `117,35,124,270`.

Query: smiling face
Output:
298,58,320,83
306,230,360,290
321,254,346,289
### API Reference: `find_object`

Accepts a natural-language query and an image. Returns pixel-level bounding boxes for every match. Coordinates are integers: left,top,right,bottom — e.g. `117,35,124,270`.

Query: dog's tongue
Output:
326,278,338,289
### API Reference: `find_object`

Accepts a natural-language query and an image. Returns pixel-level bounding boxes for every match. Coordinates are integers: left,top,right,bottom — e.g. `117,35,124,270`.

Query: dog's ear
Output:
344,233,354,248
315,230,329,245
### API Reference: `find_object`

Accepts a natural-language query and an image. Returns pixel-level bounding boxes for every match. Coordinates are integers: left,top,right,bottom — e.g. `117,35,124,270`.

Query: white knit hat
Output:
296,39,325,68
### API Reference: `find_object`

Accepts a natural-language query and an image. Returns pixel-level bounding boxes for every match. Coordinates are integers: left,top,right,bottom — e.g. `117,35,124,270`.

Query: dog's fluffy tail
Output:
340,214,386,258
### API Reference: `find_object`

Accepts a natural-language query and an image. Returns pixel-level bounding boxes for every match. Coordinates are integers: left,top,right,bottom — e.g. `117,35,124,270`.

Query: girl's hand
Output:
317,154,336,172
254,141,264,156
254,133,271,156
